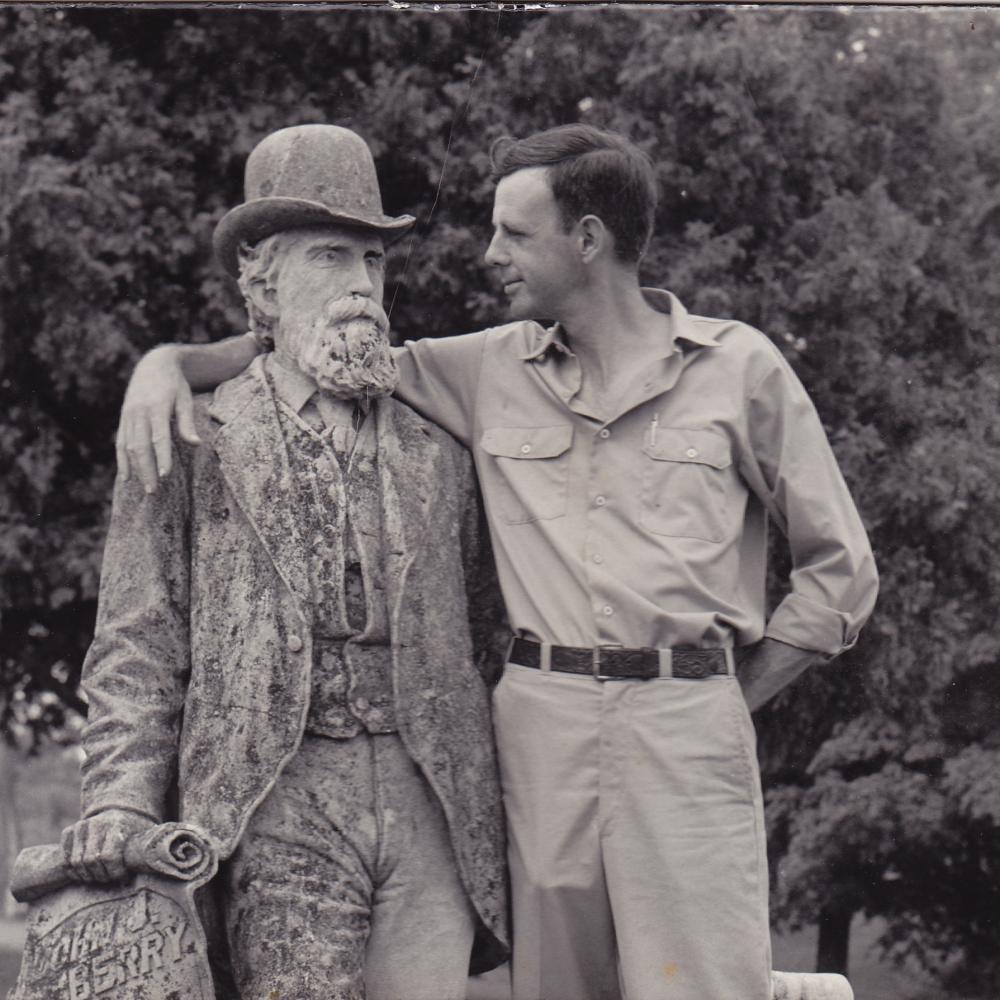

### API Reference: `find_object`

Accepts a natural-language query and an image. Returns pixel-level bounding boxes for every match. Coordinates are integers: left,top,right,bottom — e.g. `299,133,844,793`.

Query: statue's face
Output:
272,225,398,399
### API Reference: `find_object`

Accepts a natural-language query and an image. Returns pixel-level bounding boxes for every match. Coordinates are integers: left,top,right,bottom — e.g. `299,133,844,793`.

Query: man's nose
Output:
484,232,507,267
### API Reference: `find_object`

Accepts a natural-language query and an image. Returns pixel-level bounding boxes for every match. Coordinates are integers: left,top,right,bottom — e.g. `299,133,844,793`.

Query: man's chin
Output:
504,293,534,322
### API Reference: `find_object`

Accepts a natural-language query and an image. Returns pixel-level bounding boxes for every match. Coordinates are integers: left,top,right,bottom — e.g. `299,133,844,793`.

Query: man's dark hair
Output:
490,124,658,265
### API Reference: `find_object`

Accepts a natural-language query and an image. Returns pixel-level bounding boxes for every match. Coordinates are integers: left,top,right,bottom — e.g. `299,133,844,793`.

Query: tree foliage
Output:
2,6,1000,992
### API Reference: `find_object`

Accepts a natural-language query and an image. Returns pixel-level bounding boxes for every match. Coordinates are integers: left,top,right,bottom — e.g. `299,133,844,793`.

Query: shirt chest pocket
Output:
480,426,573,525
640,427,732,542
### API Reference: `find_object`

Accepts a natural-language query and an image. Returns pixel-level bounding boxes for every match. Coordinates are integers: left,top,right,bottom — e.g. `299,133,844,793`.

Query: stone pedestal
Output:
772,970,854,1000
7,824,217,1000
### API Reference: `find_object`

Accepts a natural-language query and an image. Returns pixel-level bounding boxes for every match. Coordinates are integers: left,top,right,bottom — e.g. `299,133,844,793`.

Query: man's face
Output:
272,224,397,399
483,167,584,322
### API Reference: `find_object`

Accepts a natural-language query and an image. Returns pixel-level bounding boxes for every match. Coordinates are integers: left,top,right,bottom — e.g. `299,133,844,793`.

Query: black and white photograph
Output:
1,4,998,1000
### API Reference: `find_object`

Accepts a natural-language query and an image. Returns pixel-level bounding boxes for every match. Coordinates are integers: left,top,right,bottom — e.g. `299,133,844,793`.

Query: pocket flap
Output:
643,427,731,469
481,425,574,460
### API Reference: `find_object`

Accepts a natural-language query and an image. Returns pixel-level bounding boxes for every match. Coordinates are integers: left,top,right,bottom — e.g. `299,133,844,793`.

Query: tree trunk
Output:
815,901,853,976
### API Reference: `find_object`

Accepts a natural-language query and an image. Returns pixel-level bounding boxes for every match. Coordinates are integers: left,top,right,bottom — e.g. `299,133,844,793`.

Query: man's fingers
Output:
150,411,173,481
115,424,131,481
126,415,160,495
175,381,202,446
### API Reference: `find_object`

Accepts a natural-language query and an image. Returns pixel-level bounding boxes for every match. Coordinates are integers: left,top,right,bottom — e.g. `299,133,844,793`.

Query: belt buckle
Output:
592,644,633,682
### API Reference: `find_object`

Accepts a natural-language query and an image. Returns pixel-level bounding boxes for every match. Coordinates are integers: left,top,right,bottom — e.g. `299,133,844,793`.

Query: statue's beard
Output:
281,297,398,400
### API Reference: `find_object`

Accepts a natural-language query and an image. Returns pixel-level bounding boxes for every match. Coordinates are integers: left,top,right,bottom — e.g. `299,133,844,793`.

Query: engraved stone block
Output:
7,824,218,1000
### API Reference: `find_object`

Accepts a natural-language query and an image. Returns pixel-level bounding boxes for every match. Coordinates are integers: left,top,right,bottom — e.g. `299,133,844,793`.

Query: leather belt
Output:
508,637,732,681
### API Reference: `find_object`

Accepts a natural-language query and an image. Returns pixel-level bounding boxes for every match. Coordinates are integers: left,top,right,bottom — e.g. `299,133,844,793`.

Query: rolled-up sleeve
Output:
739,345,879,658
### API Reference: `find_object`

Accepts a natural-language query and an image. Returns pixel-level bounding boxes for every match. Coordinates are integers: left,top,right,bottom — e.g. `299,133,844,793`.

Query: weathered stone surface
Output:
771,970,854,1000
9,879,213,1000
78,361,509,973
8,825,218,1000
11,824,215,905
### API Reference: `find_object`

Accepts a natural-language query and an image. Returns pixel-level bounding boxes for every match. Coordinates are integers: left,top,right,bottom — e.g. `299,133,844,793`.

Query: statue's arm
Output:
65,429,196,882
116,332,260,492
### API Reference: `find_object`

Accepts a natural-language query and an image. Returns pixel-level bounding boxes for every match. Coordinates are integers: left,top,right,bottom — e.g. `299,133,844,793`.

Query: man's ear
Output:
577,214,609,264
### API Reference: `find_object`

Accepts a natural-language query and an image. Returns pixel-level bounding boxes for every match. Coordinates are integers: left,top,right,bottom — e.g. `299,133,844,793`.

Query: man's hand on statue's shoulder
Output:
61,808,158,884
115,333,262,494
116,345,201,494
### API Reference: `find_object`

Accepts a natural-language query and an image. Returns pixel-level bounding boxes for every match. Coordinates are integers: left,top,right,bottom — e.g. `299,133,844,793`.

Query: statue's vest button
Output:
287,635,304,653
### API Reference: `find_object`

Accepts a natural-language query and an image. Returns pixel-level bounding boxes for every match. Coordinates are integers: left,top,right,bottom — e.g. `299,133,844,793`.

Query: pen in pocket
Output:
649,413,659,446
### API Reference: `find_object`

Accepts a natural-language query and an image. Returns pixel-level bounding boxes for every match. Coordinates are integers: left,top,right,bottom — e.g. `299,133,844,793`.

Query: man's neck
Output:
557,275,671,414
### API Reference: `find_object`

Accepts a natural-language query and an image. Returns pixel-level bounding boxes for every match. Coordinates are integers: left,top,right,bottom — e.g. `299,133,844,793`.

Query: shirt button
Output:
287,635,304,653
602,606,614,616
323,523,337,535
595,495,607,507
599,429,610,439
593,554,603,564
520,443,532,454
686,447,698,458
354,697,370,712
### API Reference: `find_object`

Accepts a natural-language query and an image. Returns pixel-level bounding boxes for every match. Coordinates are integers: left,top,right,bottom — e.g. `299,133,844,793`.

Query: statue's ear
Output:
244,273,279,324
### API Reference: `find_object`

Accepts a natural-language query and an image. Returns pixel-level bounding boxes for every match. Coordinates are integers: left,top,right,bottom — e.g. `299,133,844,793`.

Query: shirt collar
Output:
266,353,372,415
267,354,319,414
518,287,721,362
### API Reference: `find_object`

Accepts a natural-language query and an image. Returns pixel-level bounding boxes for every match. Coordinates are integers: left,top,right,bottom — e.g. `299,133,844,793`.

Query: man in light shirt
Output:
118,123,878,1000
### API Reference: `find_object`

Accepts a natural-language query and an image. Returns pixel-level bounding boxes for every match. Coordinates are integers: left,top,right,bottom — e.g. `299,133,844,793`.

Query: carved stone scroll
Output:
7,824,218,1000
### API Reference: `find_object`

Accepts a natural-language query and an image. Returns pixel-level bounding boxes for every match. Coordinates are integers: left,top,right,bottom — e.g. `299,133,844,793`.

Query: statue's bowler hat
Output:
214,124,416,276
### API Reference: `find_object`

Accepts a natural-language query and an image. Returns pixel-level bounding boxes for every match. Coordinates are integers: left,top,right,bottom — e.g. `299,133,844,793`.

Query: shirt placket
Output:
585,419,619,642
538,345,692,645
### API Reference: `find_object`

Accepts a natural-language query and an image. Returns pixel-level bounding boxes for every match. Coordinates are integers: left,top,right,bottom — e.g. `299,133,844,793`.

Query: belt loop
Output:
724,648,735,676
540,642,552,673
505,636,517,665
658,648,673,678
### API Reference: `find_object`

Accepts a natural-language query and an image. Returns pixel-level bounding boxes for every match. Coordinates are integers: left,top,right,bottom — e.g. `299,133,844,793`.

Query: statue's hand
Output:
116,345,201,494
61,809,158,884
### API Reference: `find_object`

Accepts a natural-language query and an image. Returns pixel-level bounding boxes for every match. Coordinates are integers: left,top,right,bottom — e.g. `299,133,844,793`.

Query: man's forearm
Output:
173,332,261,392
738,637,820,712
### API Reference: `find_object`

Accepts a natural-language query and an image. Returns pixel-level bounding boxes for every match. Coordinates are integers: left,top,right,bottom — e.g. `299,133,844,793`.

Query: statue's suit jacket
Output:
79,356,509,972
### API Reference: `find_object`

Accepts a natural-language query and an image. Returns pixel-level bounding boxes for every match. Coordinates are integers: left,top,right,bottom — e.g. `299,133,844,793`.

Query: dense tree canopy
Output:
2,7,999,992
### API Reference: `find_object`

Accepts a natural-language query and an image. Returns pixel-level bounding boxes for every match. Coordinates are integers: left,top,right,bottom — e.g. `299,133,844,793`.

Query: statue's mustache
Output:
320,296,389,336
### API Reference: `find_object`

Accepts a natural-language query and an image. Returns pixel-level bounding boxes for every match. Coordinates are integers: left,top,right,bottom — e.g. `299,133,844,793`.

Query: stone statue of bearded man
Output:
61,124,509,1000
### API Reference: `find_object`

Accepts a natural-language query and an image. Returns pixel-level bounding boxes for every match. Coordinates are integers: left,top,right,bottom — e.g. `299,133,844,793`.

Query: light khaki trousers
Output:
493,663,772,1000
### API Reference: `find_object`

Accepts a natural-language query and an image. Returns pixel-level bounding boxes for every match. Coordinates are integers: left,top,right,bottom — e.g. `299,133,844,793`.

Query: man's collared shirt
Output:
393,289,878,657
